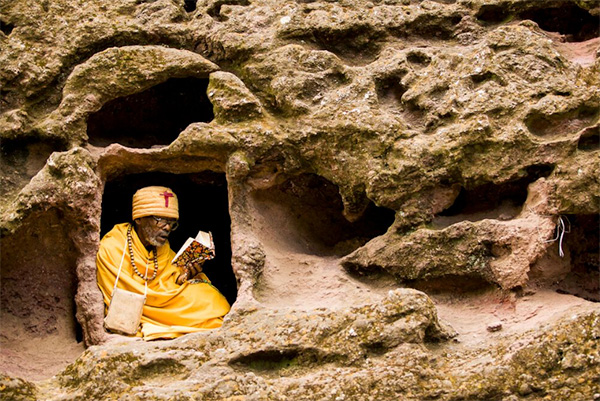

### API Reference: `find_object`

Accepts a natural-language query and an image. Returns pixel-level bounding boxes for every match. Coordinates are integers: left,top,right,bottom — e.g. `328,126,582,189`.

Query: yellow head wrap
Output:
132,186,179,220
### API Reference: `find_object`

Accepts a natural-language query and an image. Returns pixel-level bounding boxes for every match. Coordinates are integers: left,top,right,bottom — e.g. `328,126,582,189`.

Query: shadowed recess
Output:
0,138,64,198
279,25,383,66
100,171,237,305
520,4,599,42
525,106,598,139
433,164,555,227
1,19,14,35
477,3,599,42
87,77,214,148
556,214,599,302
229,348,337,372
207,0,250,21
183,0,197,12
250,173,395,256
577,125,599,151
376,74,408,106
0,209,83,380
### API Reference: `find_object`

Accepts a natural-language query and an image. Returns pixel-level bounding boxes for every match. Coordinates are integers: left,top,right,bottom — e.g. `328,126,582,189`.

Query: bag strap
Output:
111,225,148,298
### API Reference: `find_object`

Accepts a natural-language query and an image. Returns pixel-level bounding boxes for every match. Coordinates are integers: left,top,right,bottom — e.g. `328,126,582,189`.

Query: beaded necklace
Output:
127,224,158,282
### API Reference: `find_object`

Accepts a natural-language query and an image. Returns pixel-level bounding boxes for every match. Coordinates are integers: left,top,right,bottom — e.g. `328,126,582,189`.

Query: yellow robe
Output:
96,223,230,340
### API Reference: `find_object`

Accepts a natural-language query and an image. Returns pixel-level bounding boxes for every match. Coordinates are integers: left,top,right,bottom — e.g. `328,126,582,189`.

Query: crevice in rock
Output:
207,0,250,22
395,12,463,41
525,106,598,139
87,77,214,148
250,173,395,256
577,125,599,151
280,26,383,66
229,348,338,373
409,274,497,296
0,138,65,199
432,164,554,228
101,171,238,306
1,19,14,36
0,208,84,380
555,214,599,302
131,358,189,383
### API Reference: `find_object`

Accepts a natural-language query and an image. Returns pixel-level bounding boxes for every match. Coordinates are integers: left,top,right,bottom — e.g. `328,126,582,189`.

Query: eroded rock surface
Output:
1,0,599,399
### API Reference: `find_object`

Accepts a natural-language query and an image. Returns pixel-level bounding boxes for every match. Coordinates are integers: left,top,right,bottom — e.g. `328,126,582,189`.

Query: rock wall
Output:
1,0,599,399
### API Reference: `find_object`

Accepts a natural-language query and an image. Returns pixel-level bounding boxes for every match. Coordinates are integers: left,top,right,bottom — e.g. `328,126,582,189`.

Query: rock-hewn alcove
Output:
250,173,395,256
101,171,237,305
87,77,214,148
0,209,84,380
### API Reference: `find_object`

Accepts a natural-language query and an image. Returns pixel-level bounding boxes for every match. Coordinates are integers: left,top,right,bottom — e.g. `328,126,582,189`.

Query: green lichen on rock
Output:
1,0,599,398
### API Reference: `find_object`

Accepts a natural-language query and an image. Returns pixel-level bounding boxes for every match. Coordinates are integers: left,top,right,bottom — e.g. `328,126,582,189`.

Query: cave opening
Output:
0,209,84,380
0,19,14,36
250,173,396,256
577,125,599,151
519,4,599,42
87,77,214,148
183,0,197,13
101,171,237,306
555,214,599,302
433,165,554,228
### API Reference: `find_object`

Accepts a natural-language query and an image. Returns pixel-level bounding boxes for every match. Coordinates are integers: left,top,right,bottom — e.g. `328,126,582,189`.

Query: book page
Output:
195,230,213,249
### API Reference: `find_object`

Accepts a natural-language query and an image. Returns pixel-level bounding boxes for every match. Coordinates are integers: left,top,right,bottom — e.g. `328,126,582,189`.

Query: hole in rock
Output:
250,173,395,256
0,209,84,381
519,4,599,42
406,51,432,67
525,106,598,139
376,75,408,107
476,4,511,24
577,125,599,151
87,77,214,148
101,171,237,305
1,19,14,35
433,165,554,228
183,0,197,12
0,138,64,200
555,214,599,302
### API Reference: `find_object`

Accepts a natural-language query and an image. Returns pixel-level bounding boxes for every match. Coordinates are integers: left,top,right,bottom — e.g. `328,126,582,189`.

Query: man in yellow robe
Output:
96,186,231,340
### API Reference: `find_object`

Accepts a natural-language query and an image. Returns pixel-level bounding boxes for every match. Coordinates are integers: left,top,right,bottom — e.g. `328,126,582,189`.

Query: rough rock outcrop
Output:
1,0,599,399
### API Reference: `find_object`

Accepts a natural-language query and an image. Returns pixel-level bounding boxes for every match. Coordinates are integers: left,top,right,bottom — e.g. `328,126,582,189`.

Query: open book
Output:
171,230,215,270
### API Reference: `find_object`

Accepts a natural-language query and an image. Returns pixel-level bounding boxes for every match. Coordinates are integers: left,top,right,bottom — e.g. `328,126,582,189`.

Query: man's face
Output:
134,216,177,248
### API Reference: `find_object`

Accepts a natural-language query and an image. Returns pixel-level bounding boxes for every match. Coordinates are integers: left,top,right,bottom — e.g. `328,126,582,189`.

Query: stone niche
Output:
250,173,395,257
101,171,238,306
0,209,83,380
87,77,214,148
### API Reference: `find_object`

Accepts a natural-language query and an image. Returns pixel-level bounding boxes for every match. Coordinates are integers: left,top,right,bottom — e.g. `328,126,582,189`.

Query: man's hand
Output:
175,262,204,285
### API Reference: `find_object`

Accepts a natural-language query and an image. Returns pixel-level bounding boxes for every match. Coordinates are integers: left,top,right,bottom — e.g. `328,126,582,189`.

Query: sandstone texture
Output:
1,0,599,399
